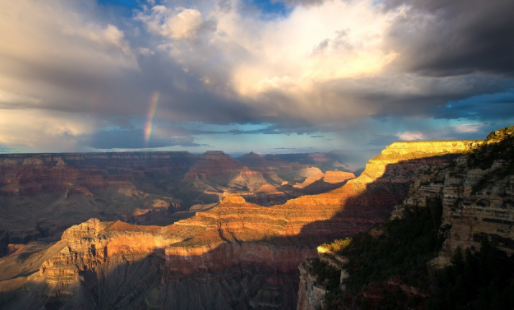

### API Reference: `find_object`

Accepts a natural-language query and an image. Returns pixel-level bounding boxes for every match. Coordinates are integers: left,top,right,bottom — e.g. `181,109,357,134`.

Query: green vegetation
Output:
469,127,514,194
307,259,341,291
320,237,352,253
313,202,514,309
305,126,514,309
322,199,444,309
427,239,514,310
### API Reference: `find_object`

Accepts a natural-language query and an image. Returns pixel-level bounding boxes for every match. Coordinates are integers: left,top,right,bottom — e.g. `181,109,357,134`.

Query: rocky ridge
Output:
0,139,481,309
298,127,514,309
0,150,357,254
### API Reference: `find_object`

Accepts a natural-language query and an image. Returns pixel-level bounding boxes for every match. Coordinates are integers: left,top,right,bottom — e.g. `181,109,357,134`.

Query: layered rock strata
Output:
390,133,514,263
27,141,476,307
295,140,485,310
0,140,481,309
0,150,349,254
297,246,348,310
296,129,514,310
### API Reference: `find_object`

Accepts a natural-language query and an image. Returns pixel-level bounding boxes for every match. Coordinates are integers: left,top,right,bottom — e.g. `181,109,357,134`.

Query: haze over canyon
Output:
0,137,484,309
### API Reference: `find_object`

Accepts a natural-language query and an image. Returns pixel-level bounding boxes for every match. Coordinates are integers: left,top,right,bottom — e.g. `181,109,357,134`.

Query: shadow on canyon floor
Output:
0,154,462,309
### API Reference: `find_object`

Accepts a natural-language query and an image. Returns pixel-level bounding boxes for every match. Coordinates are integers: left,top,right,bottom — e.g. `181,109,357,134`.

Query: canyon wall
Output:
297,127,514,309
295,140,484,310
0,150,351,253
0,140,481,309
397,130,514,264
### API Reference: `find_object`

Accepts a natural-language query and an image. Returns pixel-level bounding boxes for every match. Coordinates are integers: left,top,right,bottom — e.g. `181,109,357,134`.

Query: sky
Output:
0,0,513,159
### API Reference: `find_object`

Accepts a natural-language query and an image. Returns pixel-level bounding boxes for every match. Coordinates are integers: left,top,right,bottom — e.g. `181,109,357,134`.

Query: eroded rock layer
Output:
0,151,356,252
0,140,480,309
390,130,514,263
296,128,514,310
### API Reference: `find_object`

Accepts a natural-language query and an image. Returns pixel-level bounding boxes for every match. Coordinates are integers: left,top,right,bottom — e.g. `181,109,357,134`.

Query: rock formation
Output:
0,150,352,253
0,139,482,309
297,127,514,309
396,130,514,263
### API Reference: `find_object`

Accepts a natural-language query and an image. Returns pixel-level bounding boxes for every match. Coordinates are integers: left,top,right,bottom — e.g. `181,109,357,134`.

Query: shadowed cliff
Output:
0,151,356,253
297,126,514,310
0,140,483,309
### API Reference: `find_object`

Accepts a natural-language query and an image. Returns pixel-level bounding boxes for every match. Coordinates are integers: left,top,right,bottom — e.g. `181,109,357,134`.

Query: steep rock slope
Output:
298,127,514,310
0,151,350,253
0,140,479,309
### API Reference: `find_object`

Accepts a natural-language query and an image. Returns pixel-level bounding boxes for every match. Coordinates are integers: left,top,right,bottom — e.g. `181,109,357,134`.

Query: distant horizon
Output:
0,147,386,172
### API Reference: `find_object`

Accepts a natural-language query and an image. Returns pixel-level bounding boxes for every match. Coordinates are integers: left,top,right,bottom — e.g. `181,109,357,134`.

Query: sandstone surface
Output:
0,150,351,256
0,140,482,309
0,140,478,309
297,129,514,309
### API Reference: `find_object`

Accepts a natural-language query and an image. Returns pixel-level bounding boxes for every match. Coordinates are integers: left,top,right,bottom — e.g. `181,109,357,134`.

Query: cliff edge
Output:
299,126,514,310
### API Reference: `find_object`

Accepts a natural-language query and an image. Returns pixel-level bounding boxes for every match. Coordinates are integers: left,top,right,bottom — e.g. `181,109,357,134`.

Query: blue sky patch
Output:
243,0,293,19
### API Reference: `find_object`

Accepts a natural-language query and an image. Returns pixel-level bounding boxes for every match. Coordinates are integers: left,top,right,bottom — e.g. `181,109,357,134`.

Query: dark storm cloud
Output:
109,117,135,129
322,73,514,119
384,0,514,77
5,0,510,128
112,53,264,126
435,89,514,121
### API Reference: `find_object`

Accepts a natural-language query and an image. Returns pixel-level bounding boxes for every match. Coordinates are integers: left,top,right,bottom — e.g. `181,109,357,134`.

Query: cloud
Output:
0,109,94,152
383,0,514,77
394,123,498,142
0,0,512,153
435,89,514,121
0,0,139,115
134,6,216,40
396,131,426,141
278,0,326,7
132,0,513,126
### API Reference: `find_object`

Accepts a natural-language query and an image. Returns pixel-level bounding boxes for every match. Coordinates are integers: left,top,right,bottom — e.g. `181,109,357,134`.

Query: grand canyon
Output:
2,0,514,309
0,135,489,309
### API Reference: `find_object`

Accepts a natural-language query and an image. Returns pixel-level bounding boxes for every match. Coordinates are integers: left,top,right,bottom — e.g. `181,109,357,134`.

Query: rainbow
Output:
144,91,160,143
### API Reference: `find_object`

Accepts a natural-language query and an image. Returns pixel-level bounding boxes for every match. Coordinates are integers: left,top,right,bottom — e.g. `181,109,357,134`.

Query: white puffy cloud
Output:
133,0,405,124
135,6,211,40
0,109,95,152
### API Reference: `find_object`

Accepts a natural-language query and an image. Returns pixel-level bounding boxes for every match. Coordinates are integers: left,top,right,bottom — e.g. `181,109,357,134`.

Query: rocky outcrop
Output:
297,247,348,310
390,133,514,263
297,129,514,310
264,152,353,172
1,150,347,252
298,259,328,310
0,152,198,196
295,140,485,309
374,133,514,270
6,244,23,255
17,140,476,308
323,171,355,184
0,140,484,309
